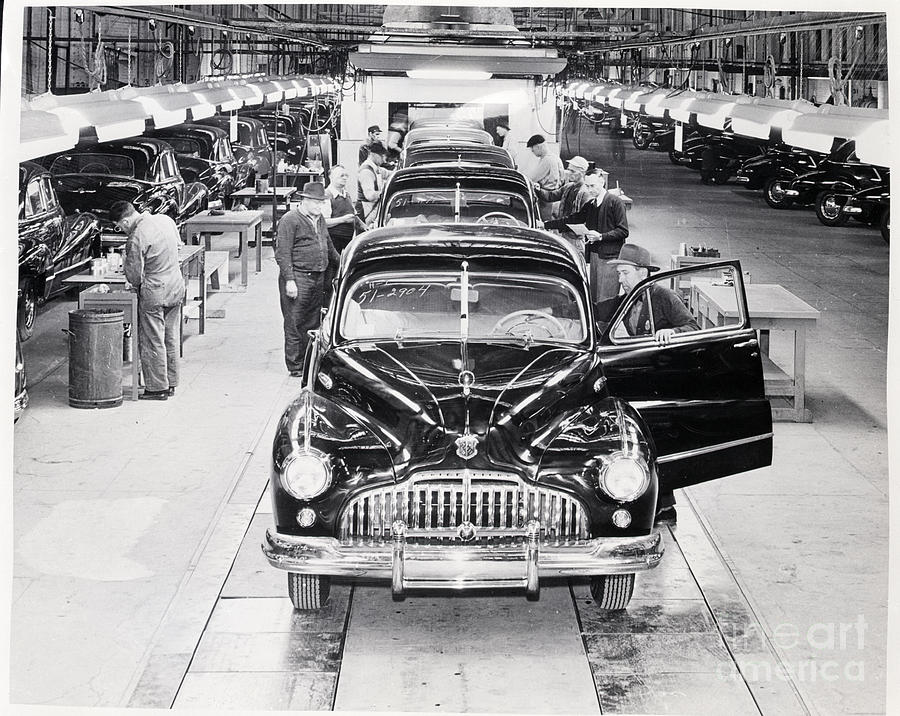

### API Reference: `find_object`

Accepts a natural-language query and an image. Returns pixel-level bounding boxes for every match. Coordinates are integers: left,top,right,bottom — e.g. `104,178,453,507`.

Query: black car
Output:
669,132,767,183
18,162,101,340
376,164,541,228
41,138,209,233
838,184,890,240
195,115,272,188
146,124,237,209
243,108,304,159
262,224,772,610
772,140,888,216
399,142,514,169
734,145,824,197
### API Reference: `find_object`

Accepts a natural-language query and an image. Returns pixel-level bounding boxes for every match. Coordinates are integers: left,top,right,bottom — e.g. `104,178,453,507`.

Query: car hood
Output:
317,340,602,475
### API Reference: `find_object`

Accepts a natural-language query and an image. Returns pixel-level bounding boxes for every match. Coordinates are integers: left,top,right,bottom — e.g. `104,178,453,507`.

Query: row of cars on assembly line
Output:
595,86,890,243
14,97,335,421
261,117,773,613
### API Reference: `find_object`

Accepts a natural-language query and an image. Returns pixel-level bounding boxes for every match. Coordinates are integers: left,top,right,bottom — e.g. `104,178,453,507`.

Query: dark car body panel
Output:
735,146,823,189
146,124,236,206
400,142,514,169
375,164,541,228
18,162,100,300
40,138,208,232
195,115,272,188
785,140,888,205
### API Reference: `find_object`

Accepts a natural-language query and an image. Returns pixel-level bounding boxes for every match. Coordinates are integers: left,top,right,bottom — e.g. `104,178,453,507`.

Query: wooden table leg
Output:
255,221,262,273
793,324,810,422
240,228,248,287
198,252,206,336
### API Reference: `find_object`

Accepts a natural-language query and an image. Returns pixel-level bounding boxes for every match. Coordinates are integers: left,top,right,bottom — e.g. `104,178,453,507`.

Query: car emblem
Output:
455,434,478,460
457,520,477,542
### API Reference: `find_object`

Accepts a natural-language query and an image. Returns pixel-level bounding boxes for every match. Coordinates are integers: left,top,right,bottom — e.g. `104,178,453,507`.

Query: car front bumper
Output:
263,522,664,597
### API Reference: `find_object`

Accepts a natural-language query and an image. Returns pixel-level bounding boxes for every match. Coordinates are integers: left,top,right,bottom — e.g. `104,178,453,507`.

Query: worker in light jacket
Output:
275,181,339,377
112,200,185,401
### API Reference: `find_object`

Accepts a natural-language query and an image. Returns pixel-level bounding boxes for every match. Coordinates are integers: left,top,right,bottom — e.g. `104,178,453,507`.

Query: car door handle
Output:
732,339,759,357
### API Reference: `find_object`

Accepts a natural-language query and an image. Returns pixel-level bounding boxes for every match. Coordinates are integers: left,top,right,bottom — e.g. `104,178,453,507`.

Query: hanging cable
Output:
126,26,132,86
46,9,54,93
78,16,107,90
763,55,777,97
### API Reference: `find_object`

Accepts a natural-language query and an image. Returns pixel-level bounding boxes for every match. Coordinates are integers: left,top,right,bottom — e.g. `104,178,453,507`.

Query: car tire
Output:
880,208,890,244
18,281,37,342
815,190,850,227
763,177,793,209
287,573,330,610
590,573,635,611
632,132,650,150
668,150,687,166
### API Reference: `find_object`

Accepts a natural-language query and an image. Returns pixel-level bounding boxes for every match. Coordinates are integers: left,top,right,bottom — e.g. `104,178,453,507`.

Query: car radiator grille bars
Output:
338,470,590,545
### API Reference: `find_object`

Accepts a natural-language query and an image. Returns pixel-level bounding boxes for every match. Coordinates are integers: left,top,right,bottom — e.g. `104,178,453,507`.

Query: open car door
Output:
599,260,772,492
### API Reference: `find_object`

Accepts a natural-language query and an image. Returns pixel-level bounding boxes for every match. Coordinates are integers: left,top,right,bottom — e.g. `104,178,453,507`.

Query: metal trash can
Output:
67,309,124,409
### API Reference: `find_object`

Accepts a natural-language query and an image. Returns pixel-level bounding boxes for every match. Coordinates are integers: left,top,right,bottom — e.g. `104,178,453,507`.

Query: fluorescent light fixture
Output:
406,69,492,81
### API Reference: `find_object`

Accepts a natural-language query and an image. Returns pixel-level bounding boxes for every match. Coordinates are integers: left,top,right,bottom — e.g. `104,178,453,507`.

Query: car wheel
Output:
18,282,37,342
287,573,330,610
763,177,793,209
590,573,635,611
632,132,650,150
815,190,850,227
880,208,890,244
668,150,687,166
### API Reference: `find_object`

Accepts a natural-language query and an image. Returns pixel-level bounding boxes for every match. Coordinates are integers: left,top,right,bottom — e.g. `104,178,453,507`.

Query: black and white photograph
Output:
2,2,896,714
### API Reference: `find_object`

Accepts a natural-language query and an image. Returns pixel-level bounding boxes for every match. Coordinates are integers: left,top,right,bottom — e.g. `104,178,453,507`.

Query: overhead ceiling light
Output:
406,69,492,81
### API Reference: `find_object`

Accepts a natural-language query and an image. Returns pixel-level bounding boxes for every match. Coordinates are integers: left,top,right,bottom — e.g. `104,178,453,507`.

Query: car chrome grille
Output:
338,470,590,546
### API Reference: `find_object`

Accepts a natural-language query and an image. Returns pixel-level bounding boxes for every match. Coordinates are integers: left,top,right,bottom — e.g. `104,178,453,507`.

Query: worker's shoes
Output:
139,389,169,401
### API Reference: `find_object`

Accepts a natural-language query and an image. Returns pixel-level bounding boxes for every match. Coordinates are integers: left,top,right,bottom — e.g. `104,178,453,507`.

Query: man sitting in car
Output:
598,243,700,346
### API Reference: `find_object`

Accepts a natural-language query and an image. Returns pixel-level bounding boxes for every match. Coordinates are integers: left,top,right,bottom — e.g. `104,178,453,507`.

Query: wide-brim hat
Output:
607,243,660,272
299,181,327,201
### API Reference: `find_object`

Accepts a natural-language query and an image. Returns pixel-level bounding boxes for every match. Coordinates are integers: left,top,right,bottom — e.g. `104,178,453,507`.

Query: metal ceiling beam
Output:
578,11,885,54
92,5,330,49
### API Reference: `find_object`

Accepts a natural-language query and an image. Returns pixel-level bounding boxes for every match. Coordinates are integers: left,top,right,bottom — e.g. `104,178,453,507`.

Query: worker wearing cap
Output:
545,169,629,302
275,181,339,376
522,134,564,221
358,125,383,165
536,155,591,220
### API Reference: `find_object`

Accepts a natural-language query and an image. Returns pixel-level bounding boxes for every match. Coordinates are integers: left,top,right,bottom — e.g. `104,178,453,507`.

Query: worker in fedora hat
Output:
275,180,339,376
606,243,698,346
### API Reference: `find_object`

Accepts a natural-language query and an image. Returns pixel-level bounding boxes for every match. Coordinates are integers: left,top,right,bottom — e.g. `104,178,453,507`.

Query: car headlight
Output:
598,454,650,502
280,451,332,500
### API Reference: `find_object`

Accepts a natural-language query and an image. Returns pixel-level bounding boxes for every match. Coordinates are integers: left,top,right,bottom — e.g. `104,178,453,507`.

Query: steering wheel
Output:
491,309,566,339
80,163,109,174
476,211,520,226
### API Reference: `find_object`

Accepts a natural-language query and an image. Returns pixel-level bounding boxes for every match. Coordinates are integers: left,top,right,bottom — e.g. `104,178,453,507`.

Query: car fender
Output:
181,181,210,219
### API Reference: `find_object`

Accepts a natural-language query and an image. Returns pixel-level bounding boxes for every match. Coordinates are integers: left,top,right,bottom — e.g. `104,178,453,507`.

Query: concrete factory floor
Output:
10,128,890,715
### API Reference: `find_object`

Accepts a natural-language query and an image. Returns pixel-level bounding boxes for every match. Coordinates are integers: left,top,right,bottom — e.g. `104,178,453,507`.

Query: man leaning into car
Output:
275,181,339,377
112,200,185,401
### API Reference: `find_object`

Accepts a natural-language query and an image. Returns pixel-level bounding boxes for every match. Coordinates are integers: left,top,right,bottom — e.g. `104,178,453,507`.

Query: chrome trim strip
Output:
656,432,773,464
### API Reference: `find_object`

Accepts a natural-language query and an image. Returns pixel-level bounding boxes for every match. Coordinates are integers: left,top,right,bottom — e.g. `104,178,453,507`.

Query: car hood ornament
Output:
455,433,479,460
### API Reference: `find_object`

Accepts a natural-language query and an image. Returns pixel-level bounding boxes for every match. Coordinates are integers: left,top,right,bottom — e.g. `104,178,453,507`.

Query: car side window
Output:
24,179,46,218
609,265,746,344
40,177,59,212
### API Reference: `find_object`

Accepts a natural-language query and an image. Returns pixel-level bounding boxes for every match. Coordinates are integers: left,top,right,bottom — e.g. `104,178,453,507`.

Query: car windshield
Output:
340,271,587,344
49,153,138,178
384,190,530,226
